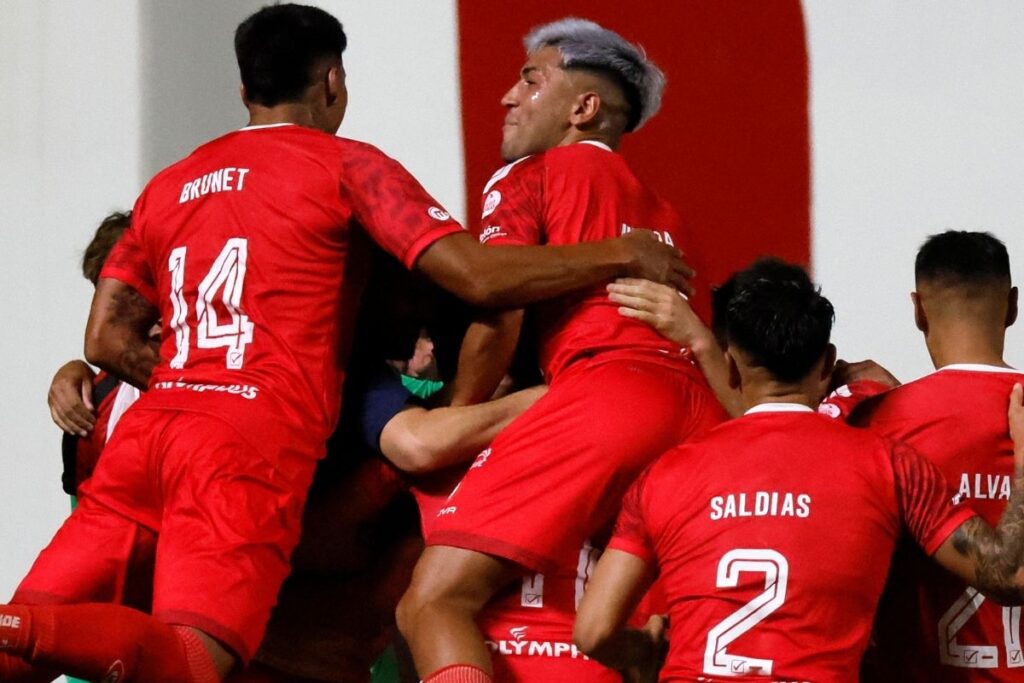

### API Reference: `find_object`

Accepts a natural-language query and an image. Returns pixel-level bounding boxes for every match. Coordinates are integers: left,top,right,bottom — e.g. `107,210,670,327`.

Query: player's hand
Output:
47,360,96,437
608,278,711,349
830,359,900,392
1009,383,1024,475
617,230,695,297
623,615,668,683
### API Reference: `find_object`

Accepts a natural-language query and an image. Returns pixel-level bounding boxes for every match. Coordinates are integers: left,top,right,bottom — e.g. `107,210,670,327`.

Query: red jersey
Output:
477,142,690,381
609,404,974,682
101,124,462,450
851,364,1024,682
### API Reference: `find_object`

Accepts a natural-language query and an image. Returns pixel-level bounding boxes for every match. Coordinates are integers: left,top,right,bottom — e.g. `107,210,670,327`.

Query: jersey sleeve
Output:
98,222,158,306
358,366,417,453
339,143,464,269
890,439,978,555
475,159,545,247
817,379,892,422
608,466,657,564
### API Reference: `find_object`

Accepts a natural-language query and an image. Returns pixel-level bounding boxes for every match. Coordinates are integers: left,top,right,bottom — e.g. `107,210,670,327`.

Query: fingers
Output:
609,291,657,312
81,379,95,411
616,306,658,326
48,382,96,436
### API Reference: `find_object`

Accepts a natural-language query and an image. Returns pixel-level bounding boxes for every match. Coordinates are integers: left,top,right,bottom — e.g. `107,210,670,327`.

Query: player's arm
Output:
417,230,693,308
380,384,545,474
574,549,662,673
448,308,524,407
927,384,1024,604
84,278,160,390
608,278,741,416
48,360,97,437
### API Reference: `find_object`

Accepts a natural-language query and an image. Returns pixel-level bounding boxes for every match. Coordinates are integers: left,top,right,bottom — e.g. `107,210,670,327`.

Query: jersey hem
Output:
427,530,557,575
403,224,465,269
156,607,253,663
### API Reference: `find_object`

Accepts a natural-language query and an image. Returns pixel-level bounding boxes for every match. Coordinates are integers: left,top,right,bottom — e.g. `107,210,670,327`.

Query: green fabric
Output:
400,375,444,400
370,645,401,682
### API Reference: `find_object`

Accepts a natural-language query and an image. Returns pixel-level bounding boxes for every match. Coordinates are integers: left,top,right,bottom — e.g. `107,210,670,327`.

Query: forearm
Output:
84,279,160,390
585,628,658,671
451,309,524,406
85,329,158,390
381,386,543,474
417,232,688,309
690,334,743,418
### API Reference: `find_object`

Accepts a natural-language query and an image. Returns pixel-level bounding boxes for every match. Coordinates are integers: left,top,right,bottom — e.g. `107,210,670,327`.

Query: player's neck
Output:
246,103,320,131
559,129,620,151
926,327,1009,370
740,382,820,412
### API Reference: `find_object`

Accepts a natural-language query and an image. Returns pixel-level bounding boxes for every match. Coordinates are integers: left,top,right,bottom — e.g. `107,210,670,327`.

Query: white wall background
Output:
806,1,1024,380
0,0,1021,599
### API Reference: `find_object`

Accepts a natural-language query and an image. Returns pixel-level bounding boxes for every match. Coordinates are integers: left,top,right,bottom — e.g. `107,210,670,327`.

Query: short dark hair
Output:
713,258,835,383
82,211,131,285
235,4,347,107
915,230,1011,287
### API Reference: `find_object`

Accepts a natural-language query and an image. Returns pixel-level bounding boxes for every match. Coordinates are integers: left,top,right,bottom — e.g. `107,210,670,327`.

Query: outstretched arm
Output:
380,384,545,474
933,384,1024,604
416,231,694,309
84,278,160,390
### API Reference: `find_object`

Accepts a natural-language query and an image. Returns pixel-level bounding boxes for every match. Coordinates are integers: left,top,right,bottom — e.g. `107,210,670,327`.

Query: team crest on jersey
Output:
482,190,502,218
428,206,451,221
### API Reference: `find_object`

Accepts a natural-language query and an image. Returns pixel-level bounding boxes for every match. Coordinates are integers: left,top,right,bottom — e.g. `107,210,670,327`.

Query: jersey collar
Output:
578,140,613,152
744,402,816,416
239,123,296,131
937,363,1019,374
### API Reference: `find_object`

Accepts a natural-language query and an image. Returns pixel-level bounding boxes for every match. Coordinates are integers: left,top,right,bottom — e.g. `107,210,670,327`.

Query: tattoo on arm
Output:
107,287,160,389
951,471,1024,604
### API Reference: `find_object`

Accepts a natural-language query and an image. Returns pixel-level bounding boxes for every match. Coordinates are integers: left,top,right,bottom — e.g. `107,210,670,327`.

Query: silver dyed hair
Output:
524,17,665,131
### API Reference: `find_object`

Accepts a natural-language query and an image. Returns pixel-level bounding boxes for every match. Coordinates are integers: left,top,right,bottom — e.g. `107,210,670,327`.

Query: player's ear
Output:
724,348,742,391
911,291,928,333
569,91,601,127
1007,286,1019,328
240,84,249,108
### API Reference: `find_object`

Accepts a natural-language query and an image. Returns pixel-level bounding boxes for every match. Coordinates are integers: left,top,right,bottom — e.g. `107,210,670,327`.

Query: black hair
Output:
235,4,347,107
712,258,835,383
915,230,1011,287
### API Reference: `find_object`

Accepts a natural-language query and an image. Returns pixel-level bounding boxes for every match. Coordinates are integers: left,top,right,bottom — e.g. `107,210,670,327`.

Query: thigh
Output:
150,413,314,663
13,495,156,609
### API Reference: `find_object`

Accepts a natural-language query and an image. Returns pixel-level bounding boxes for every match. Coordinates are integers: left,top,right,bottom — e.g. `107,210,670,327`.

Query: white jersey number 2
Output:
704,549,789,677
167,238,254,370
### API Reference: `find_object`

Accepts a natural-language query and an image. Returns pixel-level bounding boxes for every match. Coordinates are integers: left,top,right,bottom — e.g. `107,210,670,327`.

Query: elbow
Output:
447,262,501,308
385,431,442,476
572,618,614,659
83,325,112,370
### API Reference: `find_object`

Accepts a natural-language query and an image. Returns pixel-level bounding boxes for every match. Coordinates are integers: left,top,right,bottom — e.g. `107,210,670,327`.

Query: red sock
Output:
0,602,219,682
423,664,494,683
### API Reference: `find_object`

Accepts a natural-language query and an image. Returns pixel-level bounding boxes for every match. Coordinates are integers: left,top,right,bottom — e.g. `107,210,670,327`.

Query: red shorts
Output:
428,354,725,572
14,403,318,662
481,539,620,683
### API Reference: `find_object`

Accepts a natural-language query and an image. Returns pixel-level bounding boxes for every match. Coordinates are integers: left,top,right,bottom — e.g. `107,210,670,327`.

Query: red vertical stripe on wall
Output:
457,0,810,319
